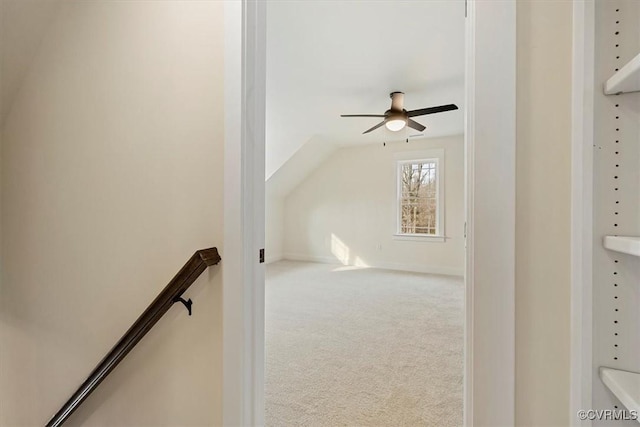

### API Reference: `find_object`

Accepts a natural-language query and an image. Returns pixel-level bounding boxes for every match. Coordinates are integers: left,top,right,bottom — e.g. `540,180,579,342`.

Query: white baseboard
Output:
282,253,463,277
265,253,283,264
283,253,338,265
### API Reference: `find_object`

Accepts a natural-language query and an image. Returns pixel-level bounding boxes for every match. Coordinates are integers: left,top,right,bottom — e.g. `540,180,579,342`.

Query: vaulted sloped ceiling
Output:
266,0,465,178
1,0,61,126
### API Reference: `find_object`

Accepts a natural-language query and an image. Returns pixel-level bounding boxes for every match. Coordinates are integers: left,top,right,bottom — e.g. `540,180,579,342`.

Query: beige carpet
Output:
265,261,463,427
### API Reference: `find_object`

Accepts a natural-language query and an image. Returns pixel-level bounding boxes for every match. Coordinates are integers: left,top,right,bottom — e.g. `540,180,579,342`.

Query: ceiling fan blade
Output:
363,120,386,134
406,104,459,117
407,119,426,132
341,114,386,117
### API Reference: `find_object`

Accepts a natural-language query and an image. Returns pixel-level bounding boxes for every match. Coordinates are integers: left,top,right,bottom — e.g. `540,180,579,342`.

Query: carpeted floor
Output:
265,261,464,427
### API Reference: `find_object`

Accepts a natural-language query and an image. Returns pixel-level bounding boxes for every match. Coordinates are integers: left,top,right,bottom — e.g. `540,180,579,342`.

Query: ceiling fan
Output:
340,92,458,134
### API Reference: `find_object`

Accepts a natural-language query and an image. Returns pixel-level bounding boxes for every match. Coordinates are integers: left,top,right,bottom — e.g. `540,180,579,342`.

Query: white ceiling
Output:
266,0,466,177
0,0,61,126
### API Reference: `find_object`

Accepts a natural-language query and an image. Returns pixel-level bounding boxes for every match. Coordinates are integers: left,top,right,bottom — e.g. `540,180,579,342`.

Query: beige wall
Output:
0,1,224,426
0,0,61,125
283,136,465,276
516,1,572,426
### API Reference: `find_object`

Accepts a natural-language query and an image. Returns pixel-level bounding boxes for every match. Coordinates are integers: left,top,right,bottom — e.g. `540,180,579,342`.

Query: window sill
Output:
392,234,446,242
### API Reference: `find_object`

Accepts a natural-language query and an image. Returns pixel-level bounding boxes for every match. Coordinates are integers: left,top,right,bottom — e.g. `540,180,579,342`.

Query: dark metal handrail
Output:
46,247,222,427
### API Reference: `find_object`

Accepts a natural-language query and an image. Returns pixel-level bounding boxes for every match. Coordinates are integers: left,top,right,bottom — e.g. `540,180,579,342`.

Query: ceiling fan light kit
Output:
341,91,458,135
385,115,407,132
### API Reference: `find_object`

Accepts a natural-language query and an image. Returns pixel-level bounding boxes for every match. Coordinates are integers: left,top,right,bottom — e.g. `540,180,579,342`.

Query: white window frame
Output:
394,149,445,242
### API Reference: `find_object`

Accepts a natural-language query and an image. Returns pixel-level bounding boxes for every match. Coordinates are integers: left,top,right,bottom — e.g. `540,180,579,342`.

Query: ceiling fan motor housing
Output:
385,110,408,122
390,91,405,112
387,93,408,131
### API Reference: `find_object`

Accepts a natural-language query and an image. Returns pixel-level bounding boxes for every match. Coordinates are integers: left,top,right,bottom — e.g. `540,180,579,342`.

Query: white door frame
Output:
223,1,266,425
223,1,516,425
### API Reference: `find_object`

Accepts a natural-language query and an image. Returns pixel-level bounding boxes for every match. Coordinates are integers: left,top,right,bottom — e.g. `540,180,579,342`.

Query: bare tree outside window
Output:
399,161,437,235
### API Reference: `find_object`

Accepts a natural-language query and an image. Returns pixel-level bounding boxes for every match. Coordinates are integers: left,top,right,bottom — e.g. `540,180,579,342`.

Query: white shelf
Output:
603,236,640,257
605,52,640,95
600,367,640,421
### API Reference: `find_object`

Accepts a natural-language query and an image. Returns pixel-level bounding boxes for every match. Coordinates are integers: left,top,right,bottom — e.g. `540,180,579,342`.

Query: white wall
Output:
265,192,284,264
0,1,224,426
282,135,465,276
515,1,572,425
265,137,338,264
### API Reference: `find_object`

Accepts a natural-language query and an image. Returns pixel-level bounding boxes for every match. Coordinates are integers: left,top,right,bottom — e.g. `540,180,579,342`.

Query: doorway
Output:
223,1,516,425
263,4,466,423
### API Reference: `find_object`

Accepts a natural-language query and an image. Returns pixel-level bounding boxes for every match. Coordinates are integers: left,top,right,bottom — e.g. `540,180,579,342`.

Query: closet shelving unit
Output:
592,1,640,424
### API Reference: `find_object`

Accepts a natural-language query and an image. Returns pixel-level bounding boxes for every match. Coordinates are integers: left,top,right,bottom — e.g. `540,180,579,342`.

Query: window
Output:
395,155,443,239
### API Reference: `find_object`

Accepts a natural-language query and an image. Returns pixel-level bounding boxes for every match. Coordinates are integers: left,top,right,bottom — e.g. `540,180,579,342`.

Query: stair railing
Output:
46,247,221,427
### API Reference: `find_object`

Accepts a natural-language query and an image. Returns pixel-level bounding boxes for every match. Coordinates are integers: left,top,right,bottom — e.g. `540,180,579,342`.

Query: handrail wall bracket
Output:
173,296,193,316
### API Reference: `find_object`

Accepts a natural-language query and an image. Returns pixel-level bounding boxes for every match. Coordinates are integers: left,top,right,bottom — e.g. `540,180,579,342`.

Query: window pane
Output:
399,161,437,235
